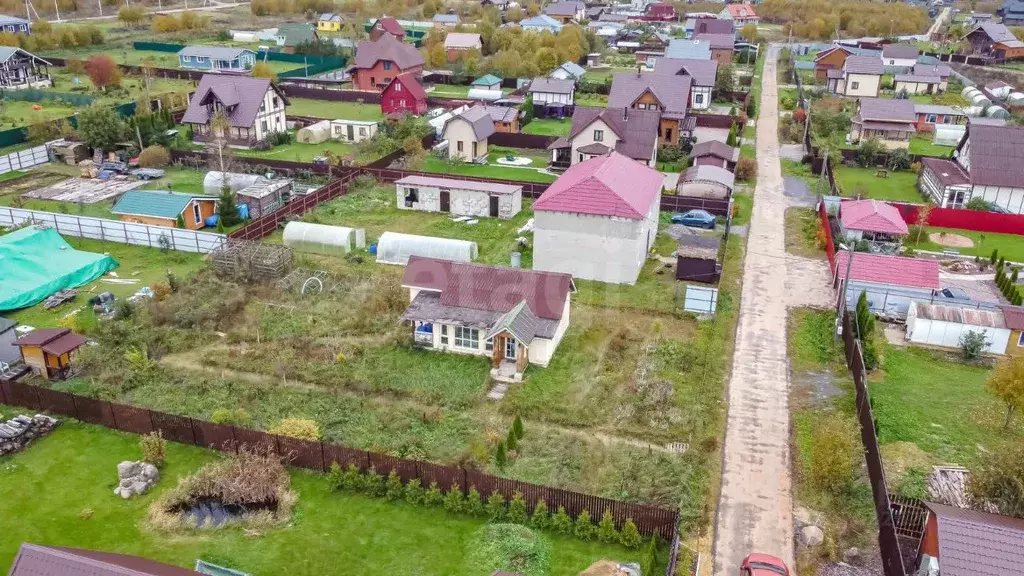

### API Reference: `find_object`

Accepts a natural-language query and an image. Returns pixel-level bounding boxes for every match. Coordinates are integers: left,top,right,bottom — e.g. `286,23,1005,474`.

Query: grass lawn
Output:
234,134,361,163
908,136,953,158
0,416,641,576
905,226,1024,262
742,125,755,140
285,98,385,121
583,67,635,82
430,84,474,98
833,165,923,204
784,207,825,260
0,170,27,181
522,118,571,137
740,143,755,160
781,159,818,188
576,93,608,107
40,48,304,74
0,100,78,129
418,152,557,184
731,191,753,227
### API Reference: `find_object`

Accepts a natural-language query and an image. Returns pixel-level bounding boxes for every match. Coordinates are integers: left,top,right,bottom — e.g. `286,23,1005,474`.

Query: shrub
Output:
210,408,250,426
1013,268,1019,284
495,441,507,468
465,485,485,516
507,491,528,524
360,467,384,497
443,483,465,513
856,138,884,167
530,499,550,530
175,214,185,228
486,491,507,521
992,248,999,265
137,145,170,168
619,518,642,549
960,330,990,361
139,431,166,466
550,506,573,534
506,428,519,451
573,509,596,541
808,413,860,495
328,462,343,490
268,418,320,440
736,157,757,182
596,508,617,543
640,533,659,575
385,470,404,501
404,478,424,505
513,415,524,439
337,463,361,491
424,481,444,506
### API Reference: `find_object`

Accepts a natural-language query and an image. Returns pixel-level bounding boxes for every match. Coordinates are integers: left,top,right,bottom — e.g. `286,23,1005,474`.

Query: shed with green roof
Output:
471,74,503,90
111,190,217,229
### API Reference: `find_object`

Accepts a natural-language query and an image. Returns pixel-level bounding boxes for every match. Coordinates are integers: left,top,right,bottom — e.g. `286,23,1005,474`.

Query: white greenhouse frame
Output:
296,120,332,144
203,172,266,195
375,232,479,266
282,222,367,256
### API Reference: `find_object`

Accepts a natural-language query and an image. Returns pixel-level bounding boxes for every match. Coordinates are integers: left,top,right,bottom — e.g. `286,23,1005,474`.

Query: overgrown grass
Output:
0,416,637,576
784,207,825,260
833,165,923,204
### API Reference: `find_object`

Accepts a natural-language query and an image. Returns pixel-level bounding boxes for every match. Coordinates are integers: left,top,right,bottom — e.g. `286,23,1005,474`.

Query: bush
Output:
327,462,343,490
857,138,884,167
619,518,642,549
424,481,444,506
550,506,573,534
339,463,362,491
530,499,550,530
573,509,596,541
736,157,757,182
495,441,507,468
385,470,404,501
513,415,524,439
465,485,485,516
268,418,320,440
139,431,166,466
210,408,250,427
486,491,507,521
362,467,385,497
960,330,990,361
442,482,465,513
596,508,617,543
640,533,659,574
505,428,518,451
404,478,424,505
137,145,170,168
507,491,528,524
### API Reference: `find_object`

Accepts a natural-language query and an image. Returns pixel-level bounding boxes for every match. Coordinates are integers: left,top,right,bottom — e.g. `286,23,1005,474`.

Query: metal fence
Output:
0,143,49,175
0,208,226,254
0,379,681,541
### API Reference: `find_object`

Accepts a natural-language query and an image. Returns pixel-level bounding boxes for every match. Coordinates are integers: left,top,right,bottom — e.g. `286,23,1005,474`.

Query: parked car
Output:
740,553,790,576
934,287,971,301
672,209,716,229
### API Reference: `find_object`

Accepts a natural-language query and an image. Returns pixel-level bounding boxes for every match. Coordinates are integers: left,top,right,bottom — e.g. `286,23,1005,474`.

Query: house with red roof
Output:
532,152,664,284
718,3,758,26
369,16,405,41
9,543,201,576
380,73,428,117
839,199,909,244
834,252,940,316
400,256,576,381
347,34,424,92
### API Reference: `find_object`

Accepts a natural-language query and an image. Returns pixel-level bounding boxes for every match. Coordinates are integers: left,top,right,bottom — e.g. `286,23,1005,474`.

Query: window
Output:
926,114,937,123
273,97,280,108
399,98,406,107
457,141,464,152
695,93,704,104
383,61,393,70
1018,332,1024,347
593,129,604,142
262,120,268,131
196,57,207,63
850,81,860,90
454,326,479,349
395,82,402,92
485,337,494,351
182,56,192,62
636,102,647,110
941,116,951,124
192,202,201,224
440,325,448,345
405,187,418,206
359,127,367,136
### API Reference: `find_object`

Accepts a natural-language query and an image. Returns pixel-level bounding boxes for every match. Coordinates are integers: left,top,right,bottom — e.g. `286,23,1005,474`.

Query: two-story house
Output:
181,75,289,148
444,32,482,62
543,1,586,23
177,46,257,71
318,13,343,32
0,15,30,34
719,3,759,25
608,71,693,145
653,57,717,110
526,77,575,107
442,106,495,161
369,16,406,41
0,47,52,90
919,123,1024,212
850,97,917,148
961,22,1022,57
546,106,661,169
881,44,920,69
380,73,428,117
348,34,424,92
826,55,884,98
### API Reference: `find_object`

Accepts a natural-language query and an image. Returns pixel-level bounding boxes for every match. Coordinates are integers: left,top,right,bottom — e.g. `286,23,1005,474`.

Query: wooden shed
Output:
676,234,721,283
237,180,290,219
14,328,87,380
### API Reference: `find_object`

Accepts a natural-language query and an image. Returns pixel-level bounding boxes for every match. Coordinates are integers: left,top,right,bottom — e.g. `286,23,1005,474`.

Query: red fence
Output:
891,202,1024,235
0,379,680,538
820,201,836,274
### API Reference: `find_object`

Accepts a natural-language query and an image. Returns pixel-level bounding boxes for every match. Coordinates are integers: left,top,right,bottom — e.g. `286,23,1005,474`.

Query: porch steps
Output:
486,382,510,400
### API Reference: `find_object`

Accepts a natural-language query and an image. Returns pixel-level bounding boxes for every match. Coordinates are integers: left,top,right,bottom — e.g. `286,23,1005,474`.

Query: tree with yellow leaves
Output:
987,354,1024,430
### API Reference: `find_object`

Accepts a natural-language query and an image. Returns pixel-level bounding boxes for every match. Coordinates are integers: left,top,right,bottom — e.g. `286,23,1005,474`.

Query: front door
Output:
347,125,355,140
489,195,499,217
439,190,450,212
504,337,517,360
472,141,478,158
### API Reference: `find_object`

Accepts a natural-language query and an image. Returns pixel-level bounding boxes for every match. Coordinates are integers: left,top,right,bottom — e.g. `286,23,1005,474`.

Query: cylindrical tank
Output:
510,252,522,268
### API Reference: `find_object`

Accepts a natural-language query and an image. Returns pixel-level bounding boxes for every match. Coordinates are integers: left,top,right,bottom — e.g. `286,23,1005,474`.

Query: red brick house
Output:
381,73,428,117
369,16,405,41
348,34,425,92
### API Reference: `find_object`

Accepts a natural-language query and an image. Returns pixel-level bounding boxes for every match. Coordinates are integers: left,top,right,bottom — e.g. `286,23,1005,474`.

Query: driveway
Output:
713,45,798,575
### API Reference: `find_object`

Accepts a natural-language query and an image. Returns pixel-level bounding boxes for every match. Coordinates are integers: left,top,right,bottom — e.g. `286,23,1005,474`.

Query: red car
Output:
740,553,790,576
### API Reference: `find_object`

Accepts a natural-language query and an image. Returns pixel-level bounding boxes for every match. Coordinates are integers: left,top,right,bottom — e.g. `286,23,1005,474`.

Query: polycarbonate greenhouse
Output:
282,222,366,256
932,124,966,147
375,232,479,266
296,120,332,144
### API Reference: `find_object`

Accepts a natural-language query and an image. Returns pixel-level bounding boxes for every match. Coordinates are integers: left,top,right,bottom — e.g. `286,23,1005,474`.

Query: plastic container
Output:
205,214,220,227
238,204,250,220
369,243,377,255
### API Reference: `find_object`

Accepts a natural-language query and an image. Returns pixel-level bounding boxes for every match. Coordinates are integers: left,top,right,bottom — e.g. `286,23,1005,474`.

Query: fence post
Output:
188,417,198,448
108,401,118,430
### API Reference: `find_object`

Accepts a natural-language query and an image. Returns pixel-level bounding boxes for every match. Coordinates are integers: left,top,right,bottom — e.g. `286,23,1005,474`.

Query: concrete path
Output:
713,45,796,575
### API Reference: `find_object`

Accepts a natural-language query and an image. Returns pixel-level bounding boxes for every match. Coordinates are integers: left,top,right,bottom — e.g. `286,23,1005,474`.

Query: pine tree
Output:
507,491,528,524
1013,268,1019,284
384,470,404,501
726,122,738,146
506,427,518,451
217,184,240,227
216,218,225,233
175,213,185,228
424,481,444,506
513,415,524,439
551,506,573,534
486,491,506,521
442,483,465,513
530,499,551,530
495,441,507,469
341,463,361,491
362,467,384,497
992,248,999,265
1000,256,1007,270
574,509,596,540
465,485,485,516
596,509,617,543
855,291,875,339
404,478,425,505
619,519,642,549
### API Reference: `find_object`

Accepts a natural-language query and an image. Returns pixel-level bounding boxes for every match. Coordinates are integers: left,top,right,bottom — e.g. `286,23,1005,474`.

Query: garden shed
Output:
237,180,291,218
906,301,1009,355
282,222,366,256
330,119,379,143
296,120,332,144
394,175,523,219
204,172,266,194
376,232,478,265
675,234,721,283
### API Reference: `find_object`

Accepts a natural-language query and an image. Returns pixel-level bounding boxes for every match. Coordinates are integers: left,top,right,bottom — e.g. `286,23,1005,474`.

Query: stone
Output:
113,460,159,499
843,547,862,566
117,461,139,479
0,414,60,458
141,463,159,481
800,525,824,548
793,505,822,528
130,481,151,496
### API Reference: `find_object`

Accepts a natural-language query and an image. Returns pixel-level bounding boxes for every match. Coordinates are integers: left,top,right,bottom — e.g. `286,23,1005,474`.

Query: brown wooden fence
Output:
490,131,557,150
228,171,358,240
0,379,680,539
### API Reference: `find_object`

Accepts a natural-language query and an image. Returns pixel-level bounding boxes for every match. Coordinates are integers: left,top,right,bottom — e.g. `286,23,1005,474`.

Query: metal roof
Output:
0,46,51,66
920,157,970,187
840,199,909,235
472,74,503,86
924,502,1024,576
681,164,735,190
691,140,739,163
834,252,940,290
912,302,1004,327
858,97,917,123
843,55,884,75
533,152,664,220
0,316,15,333
8,544,200,576
963,124,1024,189
527,77,575,95
677,234,721,259
665,38,712,60
177,46,255,60
882,44,920,59
608,71,692,117
444,32,481,49
693,33,734,50
447,106,496,141
895,74,940,84
182,75,287,130
111,190,215,220
653,57,718,87
564,106,661,163
350,34,424,70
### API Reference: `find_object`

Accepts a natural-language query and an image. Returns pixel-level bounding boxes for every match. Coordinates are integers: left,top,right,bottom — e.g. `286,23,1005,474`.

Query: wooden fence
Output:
0,207,226,254
0,379,680,540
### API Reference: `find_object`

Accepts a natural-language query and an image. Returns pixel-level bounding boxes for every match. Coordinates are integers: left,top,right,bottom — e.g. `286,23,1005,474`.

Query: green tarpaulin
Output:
0,226,119,311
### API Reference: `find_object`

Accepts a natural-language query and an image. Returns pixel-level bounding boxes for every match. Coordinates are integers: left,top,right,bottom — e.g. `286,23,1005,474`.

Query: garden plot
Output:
23,177,147,204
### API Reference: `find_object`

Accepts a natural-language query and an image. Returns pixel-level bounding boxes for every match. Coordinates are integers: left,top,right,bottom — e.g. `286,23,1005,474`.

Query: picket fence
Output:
0,144,49,175
0,208,226,254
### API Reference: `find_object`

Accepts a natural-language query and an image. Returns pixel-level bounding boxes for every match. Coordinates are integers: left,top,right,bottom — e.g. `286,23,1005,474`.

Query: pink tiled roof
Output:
840,199,909,235
834,252,940,290
532,152,663,219
725,3,756,18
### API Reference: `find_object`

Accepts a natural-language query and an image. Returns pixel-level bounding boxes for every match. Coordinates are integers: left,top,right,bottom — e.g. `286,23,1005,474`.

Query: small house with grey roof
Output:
546,106,661,169
919,123,1024,213
526,77,575,107
850,97,916,147
443,106,495,161
177,46,256,71
181,74,289,148
0,46,52,90
401,256,576,381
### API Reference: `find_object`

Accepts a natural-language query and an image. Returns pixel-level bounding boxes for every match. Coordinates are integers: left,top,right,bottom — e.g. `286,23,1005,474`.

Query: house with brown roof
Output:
9,544,201,576
543,0,586,23
14,328,87,380
999,305,1024,355
369,16,405,41
881,43,920,69
652,57,717,110
693,33,734,66
693,17,734,35
850,97,916,147
608,70,693,145
348,34,424,92
827,55,884,97
919,123,1024,212
916,502,1024,575
961,22,1024,57
401,256,576,382
443,106,495,161
484,105,519,132
546,106,661,169
533,152,664,284
690,140,739,171
181,75,288,148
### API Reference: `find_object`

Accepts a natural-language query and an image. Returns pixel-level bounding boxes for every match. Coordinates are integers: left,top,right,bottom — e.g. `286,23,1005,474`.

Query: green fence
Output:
0,88,96,107
0,101,138,150
131,41,345,74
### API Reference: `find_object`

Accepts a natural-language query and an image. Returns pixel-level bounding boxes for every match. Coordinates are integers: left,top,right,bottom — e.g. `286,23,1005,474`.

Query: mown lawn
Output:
418,155,557,184
234,134,360,163
908,136,953,158
906,226,1024,262
430,84,474,98
0,417,639,576
833,165,923,204
287,98,385,121
522,118,571,137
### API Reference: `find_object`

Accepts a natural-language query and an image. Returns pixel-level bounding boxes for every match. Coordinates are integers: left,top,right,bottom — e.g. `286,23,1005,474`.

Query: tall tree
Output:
987,355,1024,430
84,54,121,91
77,105,125,151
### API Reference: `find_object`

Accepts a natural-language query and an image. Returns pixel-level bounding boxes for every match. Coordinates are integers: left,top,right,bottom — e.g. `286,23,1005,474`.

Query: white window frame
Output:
440,324,449,345
926,114,937,123
1018,332,1024,347
182,55,192,62
851,81,860,90
594,129,604,142
454,326,479,349
192,202,201,225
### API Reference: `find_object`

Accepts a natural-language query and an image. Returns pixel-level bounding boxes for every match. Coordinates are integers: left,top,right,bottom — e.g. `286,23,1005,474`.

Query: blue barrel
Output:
238,204,250,220
205,214,220,227
368,243,377,255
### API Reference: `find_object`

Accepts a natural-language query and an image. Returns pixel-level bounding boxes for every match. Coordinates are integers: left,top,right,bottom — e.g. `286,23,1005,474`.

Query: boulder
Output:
117,461,139,479
843,547,863,566
113,460,159,499
141,463,159,481
800,525,824,548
